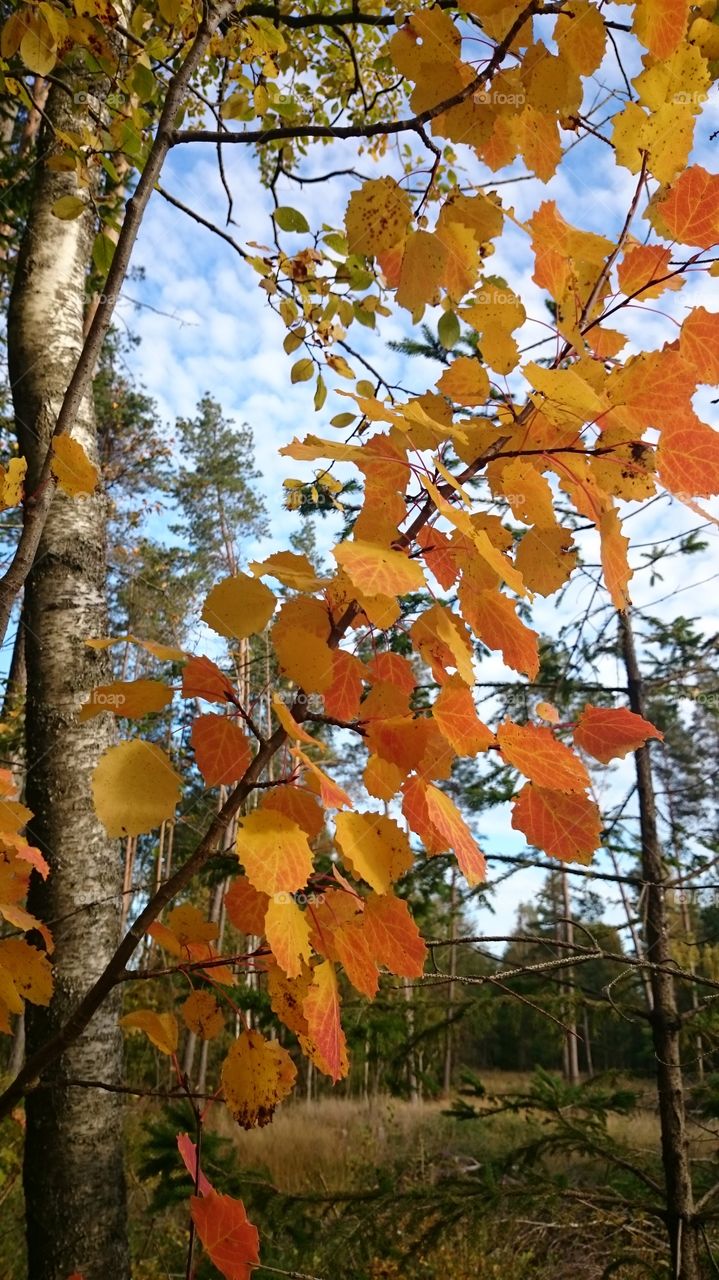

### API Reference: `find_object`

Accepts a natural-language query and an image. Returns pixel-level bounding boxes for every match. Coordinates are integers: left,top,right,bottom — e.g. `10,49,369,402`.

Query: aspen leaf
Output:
202,573,276,640
362,893,426,978
345,178,413,256
262,786,325,839
190,1192,260,1280
323,649,365,722
333,540,425,597
301,960,348,1082
293,750,352,809
266,960,311,1036
50,436,99,496
573,705,663,763
182,990,224,1040
617,244,681,301
514,525,577,596
166,904,219,947
250,550,324,591
437,357,490,407
182,654,235,704
658,411,719,498
0,939,52,1006
236,810,313,896
78,679,171,721
396,230,447,316
599,506,633,611
423,784,486,886
271,694,319,745
265,896,312,978
511,782,602,864
177,1134,214,1196
273,206,310,233
52,200,87,225
120,1009,178,1055
191,714,251,786
433,676,494,756
497,721,590,793
633,0,688,58
291,358,314,384
225,876,269,936
0,798,32,832
655,165,719,248
680,308,719,383
221,1028,296,1128
460,587,539,679
536,701,560,724
92,741,181,837
334,811,412,894
0,457,26,509
332,916,379,999
272,597,334,693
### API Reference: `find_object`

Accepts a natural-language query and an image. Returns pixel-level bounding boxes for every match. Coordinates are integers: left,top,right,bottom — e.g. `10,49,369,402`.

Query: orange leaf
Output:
236,811,314,896
182,655,235,704
658,409,719,499
680,308,719,383
573,705,663,763
261,786,325,839
190,1192,260,1280
617,244,681,301
301,960,348,1082
323,649,365,721
177,1133,214,1196
511,782,602,864
433,675,494,755
362,893,426,977
293,749,352,809
366,651,416,695
599,506,632,610
191,714,251,786
424,784,486,885
633,0,688,58
225,876,269,935
436,356,490,406
497,721,590,793
460,587,539,678
656,165,719,248
333,916,379,999
181,990,224,1040
272,597,334,693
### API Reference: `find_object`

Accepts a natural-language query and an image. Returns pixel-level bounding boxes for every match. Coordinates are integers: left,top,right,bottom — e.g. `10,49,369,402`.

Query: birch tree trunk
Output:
8,73,129,1280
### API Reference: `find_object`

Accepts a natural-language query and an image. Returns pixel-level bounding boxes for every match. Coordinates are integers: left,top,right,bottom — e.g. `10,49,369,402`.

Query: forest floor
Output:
0,1075,699,1279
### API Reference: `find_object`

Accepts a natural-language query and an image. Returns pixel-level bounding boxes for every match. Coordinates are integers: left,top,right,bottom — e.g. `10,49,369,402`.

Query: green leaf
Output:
274,207,310,234
330,413,356,429
51,196,86,221
291,358,314,384
314,375,327,412
92,232,115,276
438,310,461,350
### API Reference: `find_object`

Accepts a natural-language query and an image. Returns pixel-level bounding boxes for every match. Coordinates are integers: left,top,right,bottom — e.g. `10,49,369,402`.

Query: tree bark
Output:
619,612,700,1280
8,73,129,1280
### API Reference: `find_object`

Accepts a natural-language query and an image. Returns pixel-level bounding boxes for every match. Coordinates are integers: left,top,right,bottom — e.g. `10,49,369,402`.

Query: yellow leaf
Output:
181,990,224,1040
92,741,182,837
0,938,52,1006
334,812,412,894
236,810,314,895
20,15,56,75
437,357,490,407
264,896,312,978
0,457,26,509
333,540,425,597
395,230,447,317
78,678,171,721
201,573,276,640
51,436,99,497
221,1028,297,1128
344,178,413,257
121,1009,178,1055
250,551,324,592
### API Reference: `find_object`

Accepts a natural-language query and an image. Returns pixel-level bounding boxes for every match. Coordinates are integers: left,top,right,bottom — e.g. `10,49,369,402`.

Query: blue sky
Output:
109,15,719,944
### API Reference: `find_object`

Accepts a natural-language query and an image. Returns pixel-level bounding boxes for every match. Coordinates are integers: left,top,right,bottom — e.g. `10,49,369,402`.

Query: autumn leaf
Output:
657,409,719,499
225,876,269,935
202,573,276,640
236,810,314,895
177,1133,214,1196
424,783,486,885
78,679,172,721
182,655,236,704
655,165,719,247
344,178,413,256
511,782,602,864
120,1010,178,1055
0,938,52,1006
497,721,590,793
301,960,348,1082
166,904,219,947
221,1028,296,1128
432,675,495,756
191,713,251,786
92,741,181,837
261,786,325,839
334,811,412,894
264,895,312,978
573,705,663,764
362,893,426,977
332,916,380,999
190,1192,260,1280
333,540,425,597
50,436,99,496
181,990,224,1040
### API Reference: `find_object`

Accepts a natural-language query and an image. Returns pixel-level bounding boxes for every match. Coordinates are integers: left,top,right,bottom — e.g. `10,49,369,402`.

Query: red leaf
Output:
573,705,663,764
192,714,252,786
177,1133,214,1196
190,1191,260,1280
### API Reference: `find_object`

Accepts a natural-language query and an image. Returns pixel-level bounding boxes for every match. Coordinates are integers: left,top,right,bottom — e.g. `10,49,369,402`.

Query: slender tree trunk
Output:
442,868,457,1097
619,612,700,1280
8,72,129,1280
561,868,580,1085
